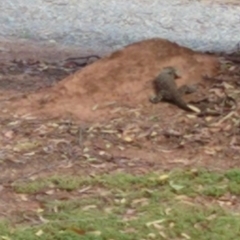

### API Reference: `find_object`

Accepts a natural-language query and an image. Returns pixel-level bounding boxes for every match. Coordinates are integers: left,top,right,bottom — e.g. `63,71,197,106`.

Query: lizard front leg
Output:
149,94,163,103
178,85,197,95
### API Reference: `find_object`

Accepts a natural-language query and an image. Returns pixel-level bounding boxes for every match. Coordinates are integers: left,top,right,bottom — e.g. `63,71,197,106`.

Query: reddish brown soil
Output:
10,38,219,121
0,38,240,223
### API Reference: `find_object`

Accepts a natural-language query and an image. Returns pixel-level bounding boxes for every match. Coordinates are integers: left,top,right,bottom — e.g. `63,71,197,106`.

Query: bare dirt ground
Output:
0,38,240,222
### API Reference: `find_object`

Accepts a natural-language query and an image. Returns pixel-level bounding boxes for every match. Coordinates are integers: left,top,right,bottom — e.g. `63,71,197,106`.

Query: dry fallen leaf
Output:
35,230,44,237
45,190,55,195
181,232,191,239
82,205,97,211
123,136,134,143
92,104,99,111
36,208,44,213
204,147,217,155
209,88,225,98
132,198,149,206
158,174,169,182
1,236,11,240
88,231,102,236
13,141,39,152
146,219,166,227
222,82,234,89
169,181,185,191
4,130,14,139
148,233,156,239
19,194,28,201
187,105,201,113
186,114,197,119
159,231,167,239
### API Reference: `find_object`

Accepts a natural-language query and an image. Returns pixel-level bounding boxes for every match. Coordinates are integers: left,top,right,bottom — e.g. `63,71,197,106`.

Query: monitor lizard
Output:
149,66,196,112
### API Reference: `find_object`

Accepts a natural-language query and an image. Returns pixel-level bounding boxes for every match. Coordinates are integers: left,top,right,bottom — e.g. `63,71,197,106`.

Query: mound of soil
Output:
13,38,220,121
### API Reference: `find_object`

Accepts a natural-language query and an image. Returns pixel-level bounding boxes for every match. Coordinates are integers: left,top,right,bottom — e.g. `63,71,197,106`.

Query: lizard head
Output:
162,66,181,79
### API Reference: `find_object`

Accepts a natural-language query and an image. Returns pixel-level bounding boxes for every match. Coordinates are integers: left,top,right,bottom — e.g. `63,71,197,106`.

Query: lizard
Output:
149,66,196,112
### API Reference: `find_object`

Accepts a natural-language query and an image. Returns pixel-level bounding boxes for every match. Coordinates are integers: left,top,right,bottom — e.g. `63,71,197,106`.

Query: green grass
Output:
2,169,240,239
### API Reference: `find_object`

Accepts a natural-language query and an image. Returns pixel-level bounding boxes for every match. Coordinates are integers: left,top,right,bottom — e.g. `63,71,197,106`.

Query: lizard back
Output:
153,67,192,111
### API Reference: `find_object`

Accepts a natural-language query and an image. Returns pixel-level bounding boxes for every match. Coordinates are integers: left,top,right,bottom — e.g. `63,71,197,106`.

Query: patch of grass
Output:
0,221,11,235
6,169,240,239
13,175,93,193
13,169,240,196
13,180,49,194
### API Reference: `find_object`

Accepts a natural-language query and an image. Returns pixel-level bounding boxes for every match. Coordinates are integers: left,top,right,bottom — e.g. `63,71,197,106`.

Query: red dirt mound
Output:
13,38,220,121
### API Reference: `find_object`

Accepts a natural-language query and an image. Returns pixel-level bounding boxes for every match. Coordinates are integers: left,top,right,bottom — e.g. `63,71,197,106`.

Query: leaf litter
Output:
0,50,240,226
